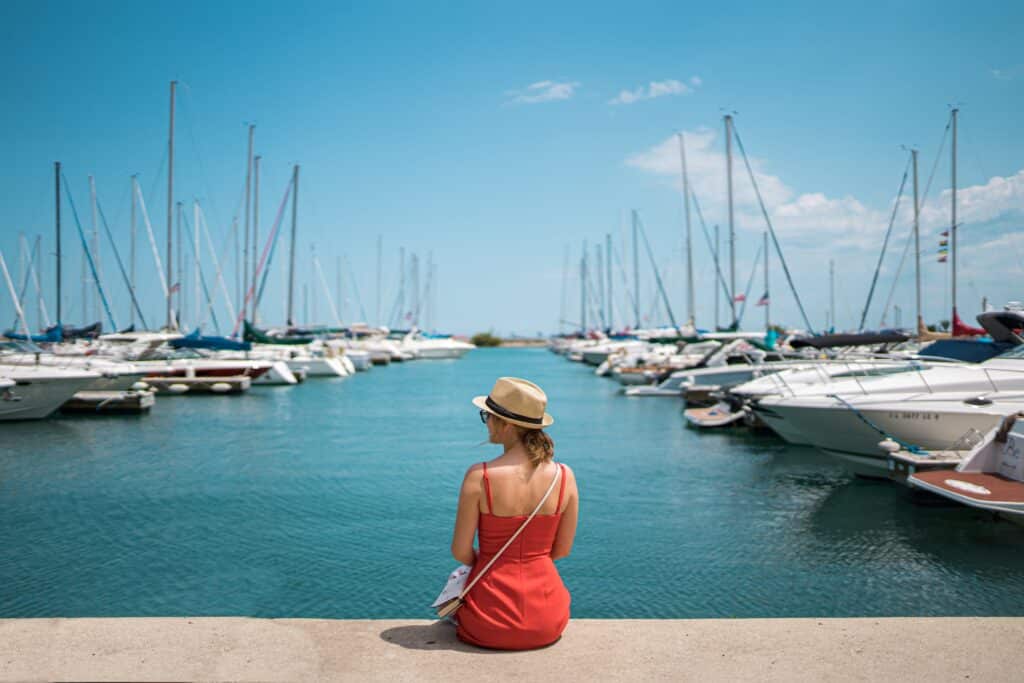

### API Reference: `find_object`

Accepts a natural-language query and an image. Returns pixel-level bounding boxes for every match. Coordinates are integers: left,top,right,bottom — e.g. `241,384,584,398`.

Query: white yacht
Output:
0,365,102,420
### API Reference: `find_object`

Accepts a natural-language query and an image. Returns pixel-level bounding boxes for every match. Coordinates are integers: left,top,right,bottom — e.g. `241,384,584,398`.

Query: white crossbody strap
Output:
458,464,562,600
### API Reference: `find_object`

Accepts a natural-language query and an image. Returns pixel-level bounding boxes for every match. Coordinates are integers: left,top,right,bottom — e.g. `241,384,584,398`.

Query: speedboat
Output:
0,365,102,420
907,412,1024,525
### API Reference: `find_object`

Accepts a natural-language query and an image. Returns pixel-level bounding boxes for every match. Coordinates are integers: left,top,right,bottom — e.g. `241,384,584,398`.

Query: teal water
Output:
2,347,1023,619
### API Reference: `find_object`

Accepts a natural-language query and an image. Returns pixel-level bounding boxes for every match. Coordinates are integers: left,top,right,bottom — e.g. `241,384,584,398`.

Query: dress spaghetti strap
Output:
555,463,567,512
481,462,494,513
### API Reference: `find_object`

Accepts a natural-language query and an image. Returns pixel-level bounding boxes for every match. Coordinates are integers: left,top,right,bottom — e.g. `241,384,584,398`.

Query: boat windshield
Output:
994,345,1024,360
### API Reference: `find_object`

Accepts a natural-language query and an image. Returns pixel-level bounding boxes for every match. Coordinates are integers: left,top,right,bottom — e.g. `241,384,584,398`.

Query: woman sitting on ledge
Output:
450,377,578,650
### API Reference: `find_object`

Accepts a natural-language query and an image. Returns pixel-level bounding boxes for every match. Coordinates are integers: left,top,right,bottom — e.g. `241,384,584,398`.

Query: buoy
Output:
167,383,189,394
131,381,149,391
210,382,232,393
878,438,900,454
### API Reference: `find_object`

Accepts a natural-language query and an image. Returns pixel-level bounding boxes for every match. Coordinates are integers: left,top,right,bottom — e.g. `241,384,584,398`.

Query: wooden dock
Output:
61,390,156,414
145,376,251,395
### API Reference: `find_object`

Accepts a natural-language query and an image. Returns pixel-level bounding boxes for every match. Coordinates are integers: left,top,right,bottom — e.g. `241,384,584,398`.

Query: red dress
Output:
456,463,571,650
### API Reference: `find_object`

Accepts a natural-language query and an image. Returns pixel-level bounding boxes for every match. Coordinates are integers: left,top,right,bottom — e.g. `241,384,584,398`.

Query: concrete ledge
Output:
2,617,1022,682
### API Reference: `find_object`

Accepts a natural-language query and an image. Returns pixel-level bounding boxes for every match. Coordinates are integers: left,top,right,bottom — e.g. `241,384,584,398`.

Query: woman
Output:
450,376,579,650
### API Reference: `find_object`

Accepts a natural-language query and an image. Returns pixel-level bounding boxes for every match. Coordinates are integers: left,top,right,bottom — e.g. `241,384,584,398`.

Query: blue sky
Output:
2,0,1022,335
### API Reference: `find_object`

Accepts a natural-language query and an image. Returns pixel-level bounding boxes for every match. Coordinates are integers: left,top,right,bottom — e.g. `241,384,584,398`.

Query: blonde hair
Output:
520,427,555,466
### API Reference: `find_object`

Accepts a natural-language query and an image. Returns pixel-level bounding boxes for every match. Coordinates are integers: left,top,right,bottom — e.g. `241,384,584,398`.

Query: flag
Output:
938,239,948,247
756,291,769,307
941,230,949,237
937,247,949,254
938,255,947,263
169,282,180,294
733,294,746,303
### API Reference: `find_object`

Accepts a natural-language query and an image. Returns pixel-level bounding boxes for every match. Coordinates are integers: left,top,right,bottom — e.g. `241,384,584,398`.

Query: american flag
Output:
756,291,769,307
733,294,746,303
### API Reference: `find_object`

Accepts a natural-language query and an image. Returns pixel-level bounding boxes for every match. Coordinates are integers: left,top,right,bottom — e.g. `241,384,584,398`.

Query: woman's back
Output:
456,460,573,650
451,376,578,650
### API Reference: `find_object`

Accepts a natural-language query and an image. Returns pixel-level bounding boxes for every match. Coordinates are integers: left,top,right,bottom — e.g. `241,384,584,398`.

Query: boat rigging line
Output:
62,174,118,331
689,186,735,313
858,153,911,331
635,212,681,333
197,204,238,326
877,115,952,328
735,243,764,325
179,206,221,334
731,122,816,334
0,251,33,340
233,174,294,337
95,186,149,329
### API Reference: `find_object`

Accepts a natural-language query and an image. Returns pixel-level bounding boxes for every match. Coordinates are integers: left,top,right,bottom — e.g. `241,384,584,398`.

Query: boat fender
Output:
210,382,232,393
167,383,190,394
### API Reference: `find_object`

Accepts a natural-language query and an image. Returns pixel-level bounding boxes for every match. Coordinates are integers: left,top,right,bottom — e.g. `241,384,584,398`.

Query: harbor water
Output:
2,348,1023,619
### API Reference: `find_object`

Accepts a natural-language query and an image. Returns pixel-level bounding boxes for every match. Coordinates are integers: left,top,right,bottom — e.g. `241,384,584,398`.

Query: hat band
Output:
485,396,544,425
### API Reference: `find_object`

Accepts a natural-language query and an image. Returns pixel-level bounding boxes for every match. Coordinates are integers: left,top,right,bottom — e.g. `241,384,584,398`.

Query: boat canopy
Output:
170,330,251,352
790,331,909,349
976,310,1024,344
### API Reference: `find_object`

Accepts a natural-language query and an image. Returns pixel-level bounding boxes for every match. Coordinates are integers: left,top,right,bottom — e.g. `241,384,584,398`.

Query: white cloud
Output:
920,170,1024,230
625,131,1024,254
506,80,580,104
609,78,699,105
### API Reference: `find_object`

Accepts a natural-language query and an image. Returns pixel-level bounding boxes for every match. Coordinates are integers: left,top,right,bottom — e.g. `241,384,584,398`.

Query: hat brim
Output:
473,395,554,429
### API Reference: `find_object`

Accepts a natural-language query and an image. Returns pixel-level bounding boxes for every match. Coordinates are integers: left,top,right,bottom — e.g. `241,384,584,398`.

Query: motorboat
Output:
758,390,1024,476
394,331,475,360
907,412,1024,525
0,364,102,420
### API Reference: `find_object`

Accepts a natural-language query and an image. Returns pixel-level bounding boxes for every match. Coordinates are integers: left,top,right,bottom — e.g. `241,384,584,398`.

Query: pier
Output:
2,617,1022,681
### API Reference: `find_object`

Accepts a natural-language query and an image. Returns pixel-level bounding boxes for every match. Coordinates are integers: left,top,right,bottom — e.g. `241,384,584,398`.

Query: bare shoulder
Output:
462,462,485,483
557,462,577,484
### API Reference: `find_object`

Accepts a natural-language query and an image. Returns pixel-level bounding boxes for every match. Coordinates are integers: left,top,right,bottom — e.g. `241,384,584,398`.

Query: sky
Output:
1,0,1022,336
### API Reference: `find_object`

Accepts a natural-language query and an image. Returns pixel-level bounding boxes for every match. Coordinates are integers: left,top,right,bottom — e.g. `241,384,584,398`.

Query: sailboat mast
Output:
580,242,587,333
605,233,612,331
725,114,736,325
54,161,62,328
89,175,100,322
631,210,639,328
242,124,254,323
951,108,959,320
829,259,835,330
252,154,261,324
376,235,382,326
678,133,694,326
130,175,137,328
194,200,200,330
764,231,770,329
912,148,921,333
166,80,176,330
286,164,299,326
714,225,720,329
176,201,182,328
595,244,604,330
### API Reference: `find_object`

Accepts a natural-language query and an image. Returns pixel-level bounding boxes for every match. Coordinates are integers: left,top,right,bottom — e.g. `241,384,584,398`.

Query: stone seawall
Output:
3,617,1022,681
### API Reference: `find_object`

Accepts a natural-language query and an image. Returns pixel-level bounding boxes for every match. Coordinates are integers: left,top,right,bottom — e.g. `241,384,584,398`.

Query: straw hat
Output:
473,377,554,430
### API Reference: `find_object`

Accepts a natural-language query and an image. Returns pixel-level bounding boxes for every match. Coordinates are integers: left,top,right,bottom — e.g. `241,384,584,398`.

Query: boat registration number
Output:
886,412,941,420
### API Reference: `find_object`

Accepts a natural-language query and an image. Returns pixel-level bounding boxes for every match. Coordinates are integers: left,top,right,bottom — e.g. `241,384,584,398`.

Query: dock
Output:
2,617,1021,681
60,390,156,414
144,376,251,394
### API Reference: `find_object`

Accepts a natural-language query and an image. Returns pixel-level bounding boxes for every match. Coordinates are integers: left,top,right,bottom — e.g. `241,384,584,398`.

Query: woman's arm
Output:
450,465,482,566
551,465,578,560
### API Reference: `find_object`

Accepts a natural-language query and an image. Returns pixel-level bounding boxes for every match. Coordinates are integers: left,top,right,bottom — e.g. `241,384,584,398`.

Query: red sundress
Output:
456,462,571,650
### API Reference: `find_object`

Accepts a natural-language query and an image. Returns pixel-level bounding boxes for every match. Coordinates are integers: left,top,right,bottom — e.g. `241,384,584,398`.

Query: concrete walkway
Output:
2,617,1022,681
